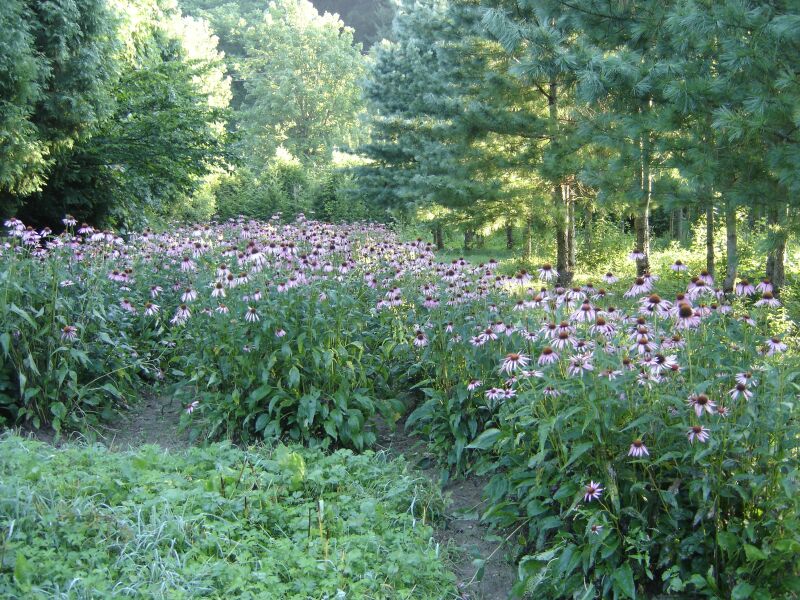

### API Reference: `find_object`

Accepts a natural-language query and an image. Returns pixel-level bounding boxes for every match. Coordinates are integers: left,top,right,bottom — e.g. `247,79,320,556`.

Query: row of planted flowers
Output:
1,215,798,598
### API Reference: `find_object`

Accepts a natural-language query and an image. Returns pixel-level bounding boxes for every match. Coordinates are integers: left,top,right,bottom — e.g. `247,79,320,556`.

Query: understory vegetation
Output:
0,435,454,598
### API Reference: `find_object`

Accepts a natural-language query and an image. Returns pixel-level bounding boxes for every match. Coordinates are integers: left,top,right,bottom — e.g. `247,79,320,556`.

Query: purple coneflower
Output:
275,328,287,338
628,439,650,457
754,291,780,308
735,371,755,386
688,393,716,417
671,260,688,272
735,279,755,296
602,272,618,284
186,400,199,414
765,337,787,356
181,288,198,303
500,352,530,374
467,379,482,391
538,264,558,281
687,425,710,444
675,303,701,329
413,331,428,347
590,524,603,535
712,375,743,399
755,278,773,293
583,481,603,502
485,387,505,401
144,302,159,316
244,306,260,323
628,249,646,261
61,325,78,341
538,346,559,366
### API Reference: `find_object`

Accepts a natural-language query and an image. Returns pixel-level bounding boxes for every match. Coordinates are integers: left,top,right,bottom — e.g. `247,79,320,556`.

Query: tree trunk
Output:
585,203,594,248
555,189,570,286
549,78,572,287
722,198,738,293
567,186,576,274
765,203,787,294
463,229,474,251
476,233,485,249
636,115,652,276
706,201,715,277
505,221,514,249
434,223,444,250
524,216,533,259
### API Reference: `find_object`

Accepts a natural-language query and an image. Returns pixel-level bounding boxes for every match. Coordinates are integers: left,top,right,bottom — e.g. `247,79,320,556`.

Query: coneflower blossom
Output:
687,425,710,444
602,272,619,284
186,400,199,414
120,299,136,314
61,325,78,341
735,371,755,386
413,331,428,347
572,301,596,322
675,303,701,329
671,260,688,272
729,382,753,401
688,393,716,417
583,481,603,502
500,352,529,374
754,291,780,307
755,278,773,293
567,355,593,377
171,304,191,325
698,270,714,285
485,387,505,401
244,306,260,322
275,328,287,338
590,524,603,535
538,346,559,366
150,285,163,298
640,294,672,317
215,304,229,314
144,302,159,316
181,288,198,302
538,264,558,281
628,249,646,261
628,439,649,457
735,279,755,296
624,278,652,298
765,337,787,356
467,379,482,391
211,282,226,298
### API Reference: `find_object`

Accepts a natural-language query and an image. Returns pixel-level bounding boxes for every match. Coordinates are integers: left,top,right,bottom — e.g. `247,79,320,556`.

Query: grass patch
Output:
0,435,456,599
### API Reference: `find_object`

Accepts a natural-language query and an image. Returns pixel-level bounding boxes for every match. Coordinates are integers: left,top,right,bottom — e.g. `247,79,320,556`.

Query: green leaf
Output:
0,332,10,356
255,413,270,432
743,544,767,561
612,562,635,599
731,582,755,600
287,366,300,389
13,552,31,586
467,428,501,450
565,441,593,468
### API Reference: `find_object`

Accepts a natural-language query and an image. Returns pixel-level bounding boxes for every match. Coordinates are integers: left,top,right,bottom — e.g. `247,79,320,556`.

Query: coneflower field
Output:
1,216,798,599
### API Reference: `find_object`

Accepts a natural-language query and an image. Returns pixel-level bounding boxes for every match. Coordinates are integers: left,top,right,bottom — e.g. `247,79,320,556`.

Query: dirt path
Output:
375,420,519,600
98,391,190,451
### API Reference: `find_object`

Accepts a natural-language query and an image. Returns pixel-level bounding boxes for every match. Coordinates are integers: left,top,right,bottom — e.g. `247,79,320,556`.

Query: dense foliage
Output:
2,216,798,597
0,435,455,598
0,0,230,227
357,0,799,291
